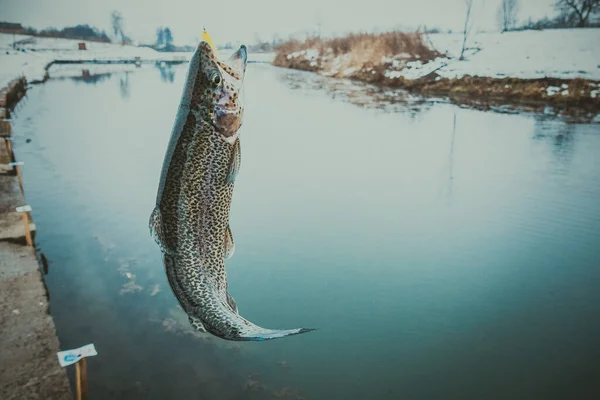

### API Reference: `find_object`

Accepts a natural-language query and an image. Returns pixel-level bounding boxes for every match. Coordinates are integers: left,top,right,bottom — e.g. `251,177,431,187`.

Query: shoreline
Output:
273,29,600,114
273,58,600,114
0,79,71,398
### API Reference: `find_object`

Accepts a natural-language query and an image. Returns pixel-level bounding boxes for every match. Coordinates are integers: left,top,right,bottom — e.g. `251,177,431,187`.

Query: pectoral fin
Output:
224,224,235,259
149,207,174,255
226,139,241,185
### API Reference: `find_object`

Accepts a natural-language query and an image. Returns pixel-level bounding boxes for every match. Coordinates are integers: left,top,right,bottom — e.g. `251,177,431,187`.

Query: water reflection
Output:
71,70,112,85
277,67,600,123
11,63,600,400
278,68,435,118
446,111,457,199
532,118,577,169
156,62,176,83
119,72,131,99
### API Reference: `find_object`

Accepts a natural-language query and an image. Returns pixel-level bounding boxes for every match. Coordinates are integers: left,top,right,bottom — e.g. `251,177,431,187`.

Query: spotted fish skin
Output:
150,42,314,341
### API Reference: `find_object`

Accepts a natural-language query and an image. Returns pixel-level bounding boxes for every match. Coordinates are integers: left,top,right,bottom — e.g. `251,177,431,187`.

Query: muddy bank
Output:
273,29,600,113
0,78,71,399
274,53,600,112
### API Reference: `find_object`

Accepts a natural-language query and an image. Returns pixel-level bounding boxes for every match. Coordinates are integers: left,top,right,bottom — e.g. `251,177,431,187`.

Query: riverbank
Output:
0,33,191,87
273,29,600,111
0,79,71,399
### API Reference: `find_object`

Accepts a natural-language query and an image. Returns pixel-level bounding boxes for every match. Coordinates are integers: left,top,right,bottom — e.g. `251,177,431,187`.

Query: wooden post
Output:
21,212,32,246
9,161,25,194
5,138,13,160
75,359,81,400
75,358,88,400
57,344,96,399
15,164,23,193
16,205,33,246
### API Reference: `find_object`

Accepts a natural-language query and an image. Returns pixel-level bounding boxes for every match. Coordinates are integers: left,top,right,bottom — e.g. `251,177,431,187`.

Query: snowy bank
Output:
0,33,192,89
427,29,600,81
273,29,600,108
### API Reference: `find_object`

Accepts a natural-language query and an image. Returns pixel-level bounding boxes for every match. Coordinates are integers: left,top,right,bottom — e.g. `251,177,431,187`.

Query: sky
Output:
1,0,558,46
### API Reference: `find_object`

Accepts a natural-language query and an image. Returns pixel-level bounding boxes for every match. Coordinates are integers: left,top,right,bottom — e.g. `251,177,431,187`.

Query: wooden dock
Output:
0,78,71,400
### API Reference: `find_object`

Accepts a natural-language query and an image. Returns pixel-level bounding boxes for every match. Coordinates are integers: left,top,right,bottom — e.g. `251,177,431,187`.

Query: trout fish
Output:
150,42,314,341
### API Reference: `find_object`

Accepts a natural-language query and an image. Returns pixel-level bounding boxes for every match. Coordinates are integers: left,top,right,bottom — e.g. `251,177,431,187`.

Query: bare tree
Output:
314,13,323,38
460,0,473,60
497,0,520,32
156,27,165,48
555,0,600,27
110,10,125,45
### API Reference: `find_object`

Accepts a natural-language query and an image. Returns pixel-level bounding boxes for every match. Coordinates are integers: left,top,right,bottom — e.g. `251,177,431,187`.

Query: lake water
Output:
11,63,600,399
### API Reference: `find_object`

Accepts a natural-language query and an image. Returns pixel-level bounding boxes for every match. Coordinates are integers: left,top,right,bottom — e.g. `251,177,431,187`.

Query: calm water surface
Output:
11,63,600,399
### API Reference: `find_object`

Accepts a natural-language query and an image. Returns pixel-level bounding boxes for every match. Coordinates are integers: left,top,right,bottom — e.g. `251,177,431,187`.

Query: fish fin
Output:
200,293,316,341
226,292,239,314
149,207,174,255
189,316,207,333
226,45,248,76
241,328,316,341
226,139,241,185
224,224,235,259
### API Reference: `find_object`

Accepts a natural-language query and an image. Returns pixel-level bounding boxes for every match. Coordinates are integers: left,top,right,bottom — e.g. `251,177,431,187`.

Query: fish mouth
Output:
216,45,248,81
237,45,248,66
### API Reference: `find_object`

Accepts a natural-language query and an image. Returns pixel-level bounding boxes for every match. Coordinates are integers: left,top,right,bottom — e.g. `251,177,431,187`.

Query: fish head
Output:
194,42,248,144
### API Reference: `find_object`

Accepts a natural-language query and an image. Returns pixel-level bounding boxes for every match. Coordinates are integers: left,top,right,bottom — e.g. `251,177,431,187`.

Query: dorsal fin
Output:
226,139,241,185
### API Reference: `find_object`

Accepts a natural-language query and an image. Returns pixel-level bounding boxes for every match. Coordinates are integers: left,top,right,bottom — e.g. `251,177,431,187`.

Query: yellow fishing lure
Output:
202,29,217,54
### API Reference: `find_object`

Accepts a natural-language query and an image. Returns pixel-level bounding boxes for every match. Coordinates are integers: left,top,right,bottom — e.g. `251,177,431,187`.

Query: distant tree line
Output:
155,26,175,51
0,22,111,42
498,0,600,32
247,35,285,53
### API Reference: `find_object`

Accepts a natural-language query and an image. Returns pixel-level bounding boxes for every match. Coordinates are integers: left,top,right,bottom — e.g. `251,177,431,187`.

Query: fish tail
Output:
198,295,316,341
239,327,316,341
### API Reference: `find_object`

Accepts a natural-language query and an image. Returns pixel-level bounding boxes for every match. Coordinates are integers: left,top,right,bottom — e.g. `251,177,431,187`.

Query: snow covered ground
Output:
282,29,600,83
0,33,192,89
384,28,600,82
0,34,276,90
426,28,600,81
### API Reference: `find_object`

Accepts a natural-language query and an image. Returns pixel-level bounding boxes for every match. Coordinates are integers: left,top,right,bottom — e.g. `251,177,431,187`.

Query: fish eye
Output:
209,71,221,86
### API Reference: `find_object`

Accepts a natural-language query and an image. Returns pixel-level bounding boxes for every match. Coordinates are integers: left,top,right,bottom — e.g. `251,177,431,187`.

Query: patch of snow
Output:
305,49,319,60
0,33,191,89
428,29,600,80
322,69,339,77
561,90,569,96
342,67,358,76
546,86,561,96
561,83,569,89
384,58,447,80
591,90,598,98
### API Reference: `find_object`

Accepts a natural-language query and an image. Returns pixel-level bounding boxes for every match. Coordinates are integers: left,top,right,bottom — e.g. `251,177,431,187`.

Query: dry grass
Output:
273,31,600,110
274,31,440,72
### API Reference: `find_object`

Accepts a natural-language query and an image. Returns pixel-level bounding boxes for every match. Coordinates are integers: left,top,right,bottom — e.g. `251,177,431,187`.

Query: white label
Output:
16,205,32,213
57,343,98,367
